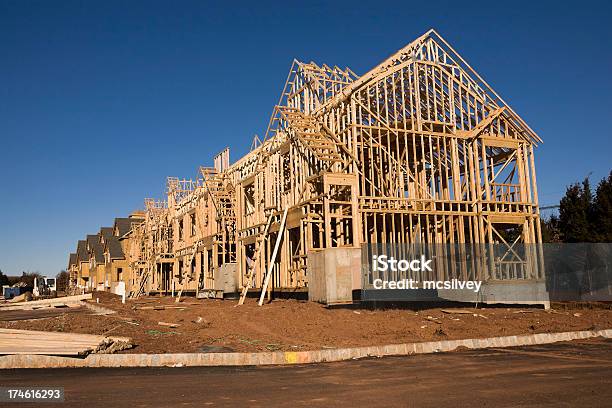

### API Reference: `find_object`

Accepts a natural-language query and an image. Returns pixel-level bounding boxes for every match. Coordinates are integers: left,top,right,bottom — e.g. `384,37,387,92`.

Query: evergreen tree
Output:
557,173,612,242
559,179,592,242
19,271,41,287
56,270,70,293
593,171,612,242
582,177,596,230
0,270,9,287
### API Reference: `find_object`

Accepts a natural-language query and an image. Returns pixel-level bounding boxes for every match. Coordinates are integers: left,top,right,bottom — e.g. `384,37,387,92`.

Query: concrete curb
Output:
1,329,610,369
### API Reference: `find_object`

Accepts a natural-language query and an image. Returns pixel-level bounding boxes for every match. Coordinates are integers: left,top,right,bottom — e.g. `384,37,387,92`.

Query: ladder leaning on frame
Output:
258,207,288,306
237,213,274,305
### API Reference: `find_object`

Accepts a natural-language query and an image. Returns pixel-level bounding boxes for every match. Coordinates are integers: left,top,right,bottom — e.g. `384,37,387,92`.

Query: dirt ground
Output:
1,292,611,353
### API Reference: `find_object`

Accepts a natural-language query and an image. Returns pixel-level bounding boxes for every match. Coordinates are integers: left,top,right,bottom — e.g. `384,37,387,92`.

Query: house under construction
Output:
69,30,545,305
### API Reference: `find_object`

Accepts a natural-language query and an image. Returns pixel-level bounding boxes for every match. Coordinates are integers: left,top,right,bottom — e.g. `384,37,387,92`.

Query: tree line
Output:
542,171,612,243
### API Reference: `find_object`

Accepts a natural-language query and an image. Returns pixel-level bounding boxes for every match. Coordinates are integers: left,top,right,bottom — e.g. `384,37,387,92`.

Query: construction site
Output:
4,0,612,404
61,30,547,308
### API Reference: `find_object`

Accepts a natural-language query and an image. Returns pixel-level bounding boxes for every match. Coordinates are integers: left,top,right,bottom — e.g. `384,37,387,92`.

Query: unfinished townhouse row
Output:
69,30,545,304
68,215,145,293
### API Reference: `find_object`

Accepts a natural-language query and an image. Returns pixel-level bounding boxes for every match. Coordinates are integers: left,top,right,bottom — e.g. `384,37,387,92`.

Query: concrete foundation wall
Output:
215,262,238,293
307,247,361,305
437,280,550,308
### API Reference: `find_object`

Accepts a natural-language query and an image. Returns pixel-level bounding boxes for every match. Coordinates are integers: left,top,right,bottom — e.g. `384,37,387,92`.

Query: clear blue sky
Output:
1,0,611,276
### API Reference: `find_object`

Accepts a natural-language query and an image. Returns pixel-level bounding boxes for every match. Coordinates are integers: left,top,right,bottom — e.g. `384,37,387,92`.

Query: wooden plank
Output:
481,136,520,149
0,294,93,311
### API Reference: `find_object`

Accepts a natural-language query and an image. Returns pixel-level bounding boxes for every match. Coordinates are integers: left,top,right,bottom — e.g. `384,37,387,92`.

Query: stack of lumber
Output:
0,307,85,322
0,328,132,356
0,293,92,311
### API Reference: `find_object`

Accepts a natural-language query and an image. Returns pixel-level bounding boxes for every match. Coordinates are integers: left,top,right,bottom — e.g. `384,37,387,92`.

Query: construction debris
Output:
441,309,474,315
425,316,442,324
0,294,93,312
192,316,205,324
158,322,181,328
134,305,186,311
0,328,132,356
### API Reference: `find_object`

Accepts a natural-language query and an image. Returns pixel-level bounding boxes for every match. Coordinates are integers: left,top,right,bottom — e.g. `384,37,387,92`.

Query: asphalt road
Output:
1,339,611,407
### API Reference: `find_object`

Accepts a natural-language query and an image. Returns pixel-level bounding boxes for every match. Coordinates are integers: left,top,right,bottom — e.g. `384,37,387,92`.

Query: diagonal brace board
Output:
258,207,289,306
238,214,274,305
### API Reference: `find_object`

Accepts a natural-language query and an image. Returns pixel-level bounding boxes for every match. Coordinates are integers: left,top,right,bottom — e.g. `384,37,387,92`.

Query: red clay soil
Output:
1,292,611,354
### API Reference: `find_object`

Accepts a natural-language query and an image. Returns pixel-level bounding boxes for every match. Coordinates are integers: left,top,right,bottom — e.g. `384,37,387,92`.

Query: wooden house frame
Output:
116,29,544,299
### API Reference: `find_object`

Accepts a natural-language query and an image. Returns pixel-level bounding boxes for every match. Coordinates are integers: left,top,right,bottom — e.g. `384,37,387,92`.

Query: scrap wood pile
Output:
0,328,132,356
